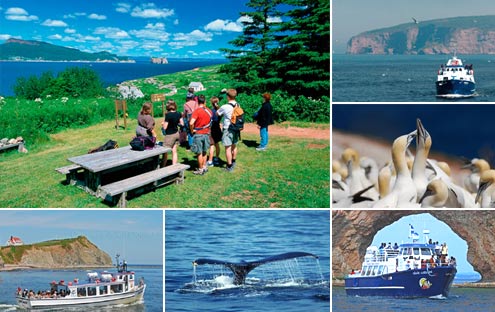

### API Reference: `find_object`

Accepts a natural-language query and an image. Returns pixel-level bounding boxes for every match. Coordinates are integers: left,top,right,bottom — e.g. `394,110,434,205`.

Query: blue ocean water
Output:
165,210,330,312
0,265,162,311
332,54,495,102
0,58,227,97
332,284,495,312
332,104,495,164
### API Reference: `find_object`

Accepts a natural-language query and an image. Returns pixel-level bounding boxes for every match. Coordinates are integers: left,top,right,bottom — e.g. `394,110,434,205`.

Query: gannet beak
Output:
406,130,417,147
476,181,491,204
416,118,428,145
419,188,434,204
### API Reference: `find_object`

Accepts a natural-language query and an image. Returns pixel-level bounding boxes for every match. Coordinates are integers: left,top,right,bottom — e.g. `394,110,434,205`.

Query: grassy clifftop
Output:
0,236,112,267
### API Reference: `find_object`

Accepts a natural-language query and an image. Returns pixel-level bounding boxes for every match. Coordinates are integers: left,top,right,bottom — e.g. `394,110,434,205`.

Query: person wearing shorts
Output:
217,89,239,172
189,95,212,175
161,100,183,166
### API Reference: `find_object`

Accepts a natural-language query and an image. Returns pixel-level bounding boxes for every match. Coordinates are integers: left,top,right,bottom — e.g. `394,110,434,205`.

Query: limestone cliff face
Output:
347,15,495,54
0,236,112,268
332,211,495,282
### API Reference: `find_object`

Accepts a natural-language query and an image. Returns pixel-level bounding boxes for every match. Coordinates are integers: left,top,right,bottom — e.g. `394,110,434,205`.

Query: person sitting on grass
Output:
189,95,212,175
161,99,183,166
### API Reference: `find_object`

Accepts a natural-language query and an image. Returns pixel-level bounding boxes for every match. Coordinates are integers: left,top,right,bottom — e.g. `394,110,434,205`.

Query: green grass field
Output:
0,119,329,208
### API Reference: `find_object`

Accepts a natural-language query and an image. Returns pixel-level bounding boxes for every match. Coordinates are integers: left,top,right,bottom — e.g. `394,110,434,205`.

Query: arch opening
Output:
371,212,480,283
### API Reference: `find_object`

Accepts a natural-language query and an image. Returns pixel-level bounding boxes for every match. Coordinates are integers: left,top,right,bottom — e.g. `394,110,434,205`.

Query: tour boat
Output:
16,256,146,309
345,227,457,298
436,55,475,98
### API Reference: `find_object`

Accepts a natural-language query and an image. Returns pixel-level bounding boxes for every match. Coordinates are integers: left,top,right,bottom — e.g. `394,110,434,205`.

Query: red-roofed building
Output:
6,236,23,246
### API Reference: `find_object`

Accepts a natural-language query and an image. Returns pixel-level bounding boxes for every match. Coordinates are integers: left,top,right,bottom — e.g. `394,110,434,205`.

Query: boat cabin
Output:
354,243,441,278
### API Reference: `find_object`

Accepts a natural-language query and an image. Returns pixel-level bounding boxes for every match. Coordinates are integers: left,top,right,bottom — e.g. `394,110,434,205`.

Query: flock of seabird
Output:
332,119,495,208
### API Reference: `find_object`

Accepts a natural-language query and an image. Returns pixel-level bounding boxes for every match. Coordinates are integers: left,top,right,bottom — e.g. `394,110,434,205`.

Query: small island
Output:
0,235,112,270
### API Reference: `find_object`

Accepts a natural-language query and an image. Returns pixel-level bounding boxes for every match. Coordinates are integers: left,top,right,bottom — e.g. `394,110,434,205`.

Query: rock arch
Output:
332,210,495,282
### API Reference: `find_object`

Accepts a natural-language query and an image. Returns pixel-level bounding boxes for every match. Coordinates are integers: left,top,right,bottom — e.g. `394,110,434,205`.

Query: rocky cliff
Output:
347,15,495,54
0,236,112,268
332,210,495,282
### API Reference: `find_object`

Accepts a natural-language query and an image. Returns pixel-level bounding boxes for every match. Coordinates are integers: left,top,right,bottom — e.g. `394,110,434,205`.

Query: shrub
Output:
14,67,105,100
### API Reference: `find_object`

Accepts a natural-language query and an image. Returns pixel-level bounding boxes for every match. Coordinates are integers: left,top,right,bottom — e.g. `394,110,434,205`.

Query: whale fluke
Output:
193,252,318,285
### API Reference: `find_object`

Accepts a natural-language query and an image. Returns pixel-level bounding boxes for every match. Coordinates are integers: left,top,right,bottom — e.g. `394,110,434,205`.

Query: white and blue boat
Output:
436,55,475,98
345,227,457,298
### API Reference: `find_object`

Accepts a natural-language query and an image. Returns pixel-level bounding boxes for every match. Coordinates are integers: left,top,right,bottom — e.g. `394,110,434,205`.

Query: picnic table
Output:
56,145,190,206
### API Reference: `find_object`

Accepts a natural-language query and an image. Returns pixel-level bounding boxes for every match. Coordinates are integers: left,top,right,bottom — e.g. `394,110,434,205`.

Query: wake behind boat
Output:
436,55,476,98
16,255,146,310
345,226,457,298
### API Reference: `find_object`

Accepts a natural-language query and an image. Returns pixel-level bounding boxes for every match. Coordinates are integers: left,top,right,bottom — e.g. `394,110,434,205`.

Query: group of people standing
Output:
136,88,273,175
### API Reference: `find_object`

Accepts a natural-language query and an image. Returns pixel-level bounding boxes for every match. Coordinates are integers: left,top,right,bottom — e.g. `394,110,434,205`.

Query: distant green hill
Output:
0,39,133,62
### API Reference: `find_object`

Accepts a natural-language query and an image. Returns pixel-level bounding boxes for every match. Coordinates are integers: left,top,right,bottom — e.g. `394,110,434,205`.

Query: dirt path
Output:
242,123,329,140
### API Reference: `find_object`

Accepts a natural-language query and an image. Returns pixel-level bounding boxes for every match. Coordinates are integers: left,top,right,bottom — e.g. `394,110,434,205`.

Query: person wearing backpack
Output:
217,89,242,172
255,93,274,151
182,92,198,150
189,95,212,175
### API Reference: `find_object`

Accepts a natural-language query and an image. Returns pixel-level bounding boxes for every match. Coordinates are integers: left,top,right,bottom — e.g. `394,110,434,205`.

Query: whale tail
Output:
193,252,318,285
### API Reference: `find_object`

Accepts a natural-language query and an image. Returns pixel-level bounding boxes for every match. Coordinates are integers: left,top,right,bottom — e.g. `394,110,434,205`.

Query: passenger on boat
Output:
393,243,399,250
441,243,448,264
429,255,436,268
386,242,393,250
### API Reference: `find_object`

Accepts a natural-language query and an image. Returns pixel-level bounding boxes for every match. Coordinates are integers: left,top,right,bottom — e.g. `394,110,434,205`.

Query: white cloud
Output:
94,27,130,39
0,34,12,40
65,28,76,34
173,19,179,25
169,29,213,50
173,30,212,42
129,23,170,41
6,7,28,15
42,19,68,27
116,3,131,13
130,3,174,19
48,34,62,40
5,7,38,21
200,50,221,55
88,13,107,20
205,19,242,32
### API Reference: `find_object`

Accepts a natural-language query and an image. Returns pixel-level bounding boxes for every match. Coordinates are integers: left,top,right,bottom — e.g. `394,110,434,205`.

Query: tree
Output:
220,0,330,99
220,0,284,93
277,0,330,98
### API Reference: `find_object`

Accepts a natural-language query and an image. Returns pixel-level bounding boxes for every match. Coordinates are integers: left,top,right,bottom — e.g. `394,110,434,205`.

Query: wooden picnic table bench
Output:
55,145,194,206
0,142,21,153
97,163,190,207
66,145,171,194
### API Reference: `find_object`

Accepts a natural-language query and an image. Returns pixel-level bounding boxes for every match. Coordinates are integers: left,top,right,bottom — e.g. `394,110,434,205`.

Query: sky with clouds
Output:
0,210,163,265
0,0,254,58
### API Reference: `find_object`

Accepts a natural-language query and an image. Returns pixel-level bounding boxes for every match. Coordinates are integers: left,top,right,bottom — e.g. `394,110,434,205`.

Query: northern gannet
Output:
412,119,431,202
476,169,495,208
342,148,379,201
463,158,490,194
373,131,418,208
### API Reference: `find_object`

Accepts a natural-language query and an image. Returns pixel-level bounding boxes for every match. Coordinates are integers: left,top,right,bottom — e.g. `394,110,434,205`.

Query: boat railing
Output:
365,249,399,262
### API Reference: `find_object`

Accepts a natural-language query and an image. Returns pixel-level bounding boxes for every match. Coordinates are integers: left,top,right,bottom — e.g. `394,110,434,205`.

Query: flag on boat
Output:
409,224,419,241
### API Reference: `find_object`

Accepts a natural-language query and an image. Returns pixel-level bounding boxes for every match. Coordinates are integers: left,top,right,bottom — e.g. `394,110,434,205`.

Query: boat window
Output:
377,265,383,275
366,266,373,276
421,248,432,255
77,287,87,297
88,287,97,296
129,275,134,280
110,284,123,294
413,248,420,255
99,285,108,295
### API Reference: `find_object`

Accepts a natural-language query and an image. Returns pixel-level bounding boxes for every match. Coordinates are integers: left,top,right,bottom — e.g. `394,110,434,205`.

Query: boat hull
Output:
16,284,145,310
344,266,456,298
436,79,475,98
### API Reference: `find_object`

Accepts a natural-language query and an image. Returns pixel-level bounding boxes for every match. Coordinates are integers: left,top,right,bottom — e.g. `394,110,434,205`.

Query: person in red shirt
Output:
189,95,212,175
